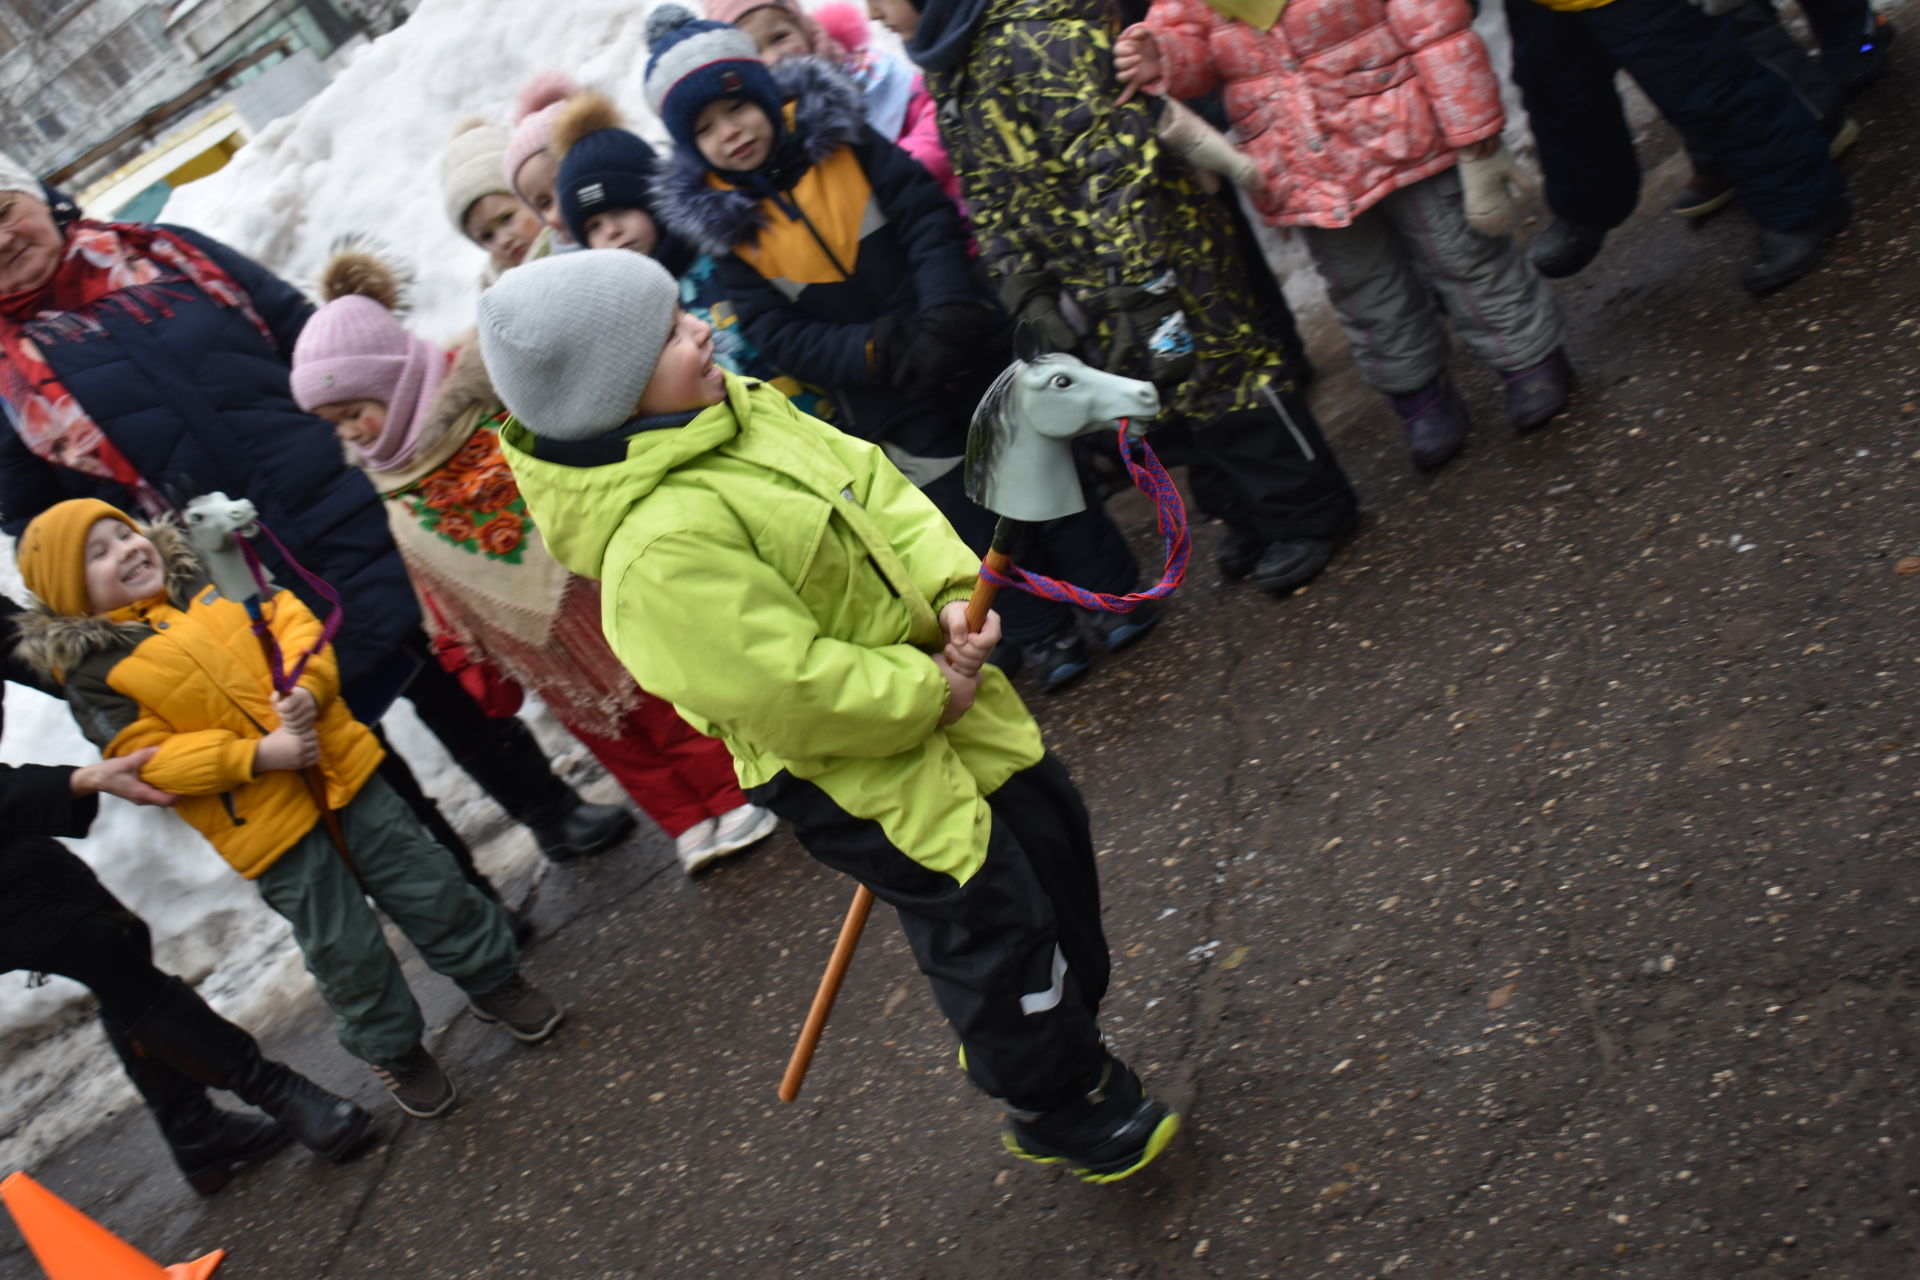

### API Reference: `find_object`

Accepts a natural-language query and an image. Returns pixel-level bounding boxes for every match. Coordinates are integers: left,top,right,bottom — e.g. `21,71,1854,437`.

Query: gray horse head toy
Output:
963,326,1161,522
181,492,267,606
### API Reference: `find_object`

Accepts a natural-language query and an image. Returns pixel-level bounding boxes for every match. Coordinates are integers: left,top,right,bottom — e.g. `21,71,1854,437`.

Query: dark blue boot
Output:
1501,348,1575,433
1389,373,1470,473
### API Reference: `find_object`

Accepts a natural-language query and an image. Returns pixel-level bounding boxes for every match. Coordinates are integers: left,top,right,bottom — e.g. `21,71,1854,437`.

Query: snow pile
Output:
162,0,676,346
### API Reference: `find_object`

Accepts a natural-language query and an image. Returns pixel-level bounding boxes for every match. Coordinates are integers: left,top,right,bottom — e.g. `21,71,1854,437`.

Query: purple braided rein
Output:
979,426,1190,613
234,521,345,693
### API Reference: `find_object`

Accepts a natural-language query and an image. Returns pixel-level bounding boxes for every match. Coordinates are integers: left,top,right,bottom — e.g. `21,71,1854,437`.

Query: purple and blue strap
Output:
979,425,1190,614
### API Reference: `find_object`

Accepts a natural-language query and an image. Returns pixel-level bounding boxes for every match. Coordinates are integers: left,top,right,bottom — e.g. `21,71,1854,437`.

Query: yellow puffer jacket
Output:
16,526,383,878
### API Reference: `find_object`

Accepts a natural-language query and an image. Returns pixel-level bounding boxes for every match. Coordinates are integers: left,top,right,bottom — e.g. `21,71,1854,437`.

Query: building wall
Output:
0,0,398,180
0,0,200,171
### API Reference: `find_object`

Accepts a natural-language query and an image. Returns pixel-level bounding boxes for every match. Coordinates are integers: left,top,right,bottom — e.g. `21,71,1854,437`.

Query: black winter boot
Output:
103,1016,289,1195
526,794,638,862
1215,524,1262,582
1529,217,1608,279
126,978,376,1163
1002,1053,1180,1184
1018,626,1095,694
1741,200,1851,295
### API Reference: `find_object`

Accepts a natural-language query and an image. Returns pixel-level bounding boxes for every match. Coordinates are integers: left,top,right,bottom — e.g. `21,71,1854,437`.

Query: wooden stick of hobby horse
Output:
777,544,1014,1101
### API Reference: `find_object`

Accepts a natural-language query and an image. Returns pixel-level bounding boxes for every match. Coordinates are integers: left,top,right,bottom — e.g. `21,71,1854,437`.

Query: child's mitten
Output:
1455,141,1536,239
868,314,905,384
896,304,997,396
1157,99,1264,193
1088,270,1196,386
997,270,1080,355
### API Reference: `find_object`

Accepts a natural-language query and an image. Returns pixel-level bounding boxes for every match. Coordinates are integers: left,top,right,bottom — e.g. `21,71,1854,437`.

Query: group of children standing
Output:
14,0,1625,1188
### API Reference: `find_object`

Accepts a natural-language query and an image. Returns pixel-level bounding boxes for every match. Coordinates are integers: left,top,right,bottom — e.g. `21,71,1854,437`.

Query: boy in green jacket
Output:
480,249,1177,1183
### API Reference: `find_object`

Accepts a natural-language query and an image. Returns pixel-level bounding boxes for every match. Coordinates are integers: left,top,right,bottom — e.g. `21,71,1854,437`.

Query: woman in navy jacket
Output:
0,165,632,885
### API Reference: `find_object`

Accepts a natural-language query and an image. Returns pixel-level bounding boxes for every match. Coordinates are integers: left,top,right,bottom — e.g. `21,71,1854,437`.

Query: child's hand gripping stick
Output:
780,334,1169,1101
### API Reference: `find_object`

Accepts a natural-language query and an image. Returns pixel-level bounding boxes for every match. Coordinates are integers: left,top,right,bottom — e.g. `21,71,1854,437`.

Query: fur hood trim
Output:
14,522,206,683
657,55,868,256
422,333,498,440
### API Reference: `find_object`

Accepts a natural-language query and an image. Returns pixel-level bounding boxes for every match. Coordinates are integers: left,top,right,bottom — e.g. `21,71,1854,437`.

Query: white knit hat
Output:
0,150,44,203
439,118,513,234
477,249,681,441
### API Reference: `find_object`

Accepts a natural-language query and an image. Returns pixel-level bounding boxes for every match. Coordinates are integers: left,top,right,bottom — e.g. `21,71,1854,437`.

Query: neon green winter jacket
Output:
499,372,1044,884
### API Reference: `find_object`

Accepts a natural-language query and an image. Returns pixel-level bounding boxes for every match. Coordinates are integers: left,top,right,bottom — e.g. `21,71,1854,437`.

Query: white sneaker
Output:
674,818,718,873
707,804,777,859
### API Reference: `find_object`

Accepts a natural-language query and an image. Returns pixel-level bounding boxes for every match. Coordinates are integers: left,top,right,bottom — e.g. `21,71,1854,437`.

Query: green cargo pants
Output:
253,775,519,1067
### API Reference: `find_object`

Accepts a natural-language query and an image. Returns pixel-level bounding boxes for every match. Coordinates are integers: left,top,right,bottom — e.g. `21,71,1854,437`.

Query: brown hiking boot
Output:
371,1045,456,1119
467,973,565,1043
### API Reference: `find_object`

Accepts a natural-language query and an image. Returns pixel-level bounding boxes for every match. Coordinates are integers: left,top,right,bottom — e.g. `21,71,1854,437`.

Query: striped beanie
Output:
643,4,783,152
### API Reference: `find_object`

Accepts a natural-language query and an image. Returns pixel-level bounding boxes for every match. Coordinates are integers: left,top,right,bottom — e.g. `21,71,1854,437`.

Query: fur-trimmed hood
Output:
13,521,206,684
656,55,869,255
422,334,497,444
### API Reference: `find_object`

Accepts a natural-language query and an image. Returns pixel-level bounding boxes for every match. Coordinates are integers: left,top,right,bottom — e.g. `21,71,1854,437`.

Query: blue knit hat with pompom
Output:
553,91,663,246
643,3,784,154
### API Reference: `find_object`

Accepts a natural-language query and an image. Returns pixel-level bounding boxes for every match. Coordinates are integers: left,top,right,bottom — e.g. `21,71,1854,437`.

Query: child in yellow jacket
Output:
15,497,562,1118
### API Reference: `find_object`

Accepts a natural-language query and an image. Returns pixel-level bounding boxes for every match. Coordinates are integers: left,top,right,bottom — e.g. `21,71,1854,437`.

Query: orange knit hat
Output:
17,498,140,617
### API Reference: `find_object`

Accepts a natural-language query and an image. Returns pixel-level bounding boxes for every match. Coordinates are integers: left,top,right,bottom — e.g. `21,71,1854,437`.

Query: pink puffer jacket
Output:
1130,0,1503,228
898,75,961,205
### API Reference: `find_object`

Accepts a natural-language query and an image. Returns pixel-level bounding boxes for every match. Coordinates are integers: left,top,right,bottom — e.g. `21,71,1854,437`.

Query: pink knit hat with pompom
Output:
503,71,579,200
704,0,848,62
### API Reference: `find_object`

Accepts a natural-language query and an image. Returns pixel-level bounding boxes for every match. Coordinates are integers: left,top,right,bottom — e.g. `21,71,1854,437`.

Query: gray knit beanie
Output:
477,249,681,440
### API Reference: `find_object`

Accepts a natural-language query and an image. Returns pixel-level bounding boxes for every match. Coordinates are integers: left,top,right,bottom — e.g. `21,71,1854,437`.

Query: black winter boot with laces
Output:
1001,1054,1180,1184
372,1044,457,1119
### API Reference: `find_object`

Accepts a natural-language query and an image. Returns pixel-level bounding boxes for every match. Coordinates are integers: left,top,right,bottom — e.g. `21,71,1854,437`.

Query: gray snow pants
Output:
1300,168,1564,396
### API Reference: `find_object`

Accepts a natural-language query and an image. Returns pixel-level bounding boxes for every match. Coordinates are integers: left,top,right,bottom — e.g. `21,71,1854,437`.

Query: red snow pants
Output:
560,697,747,838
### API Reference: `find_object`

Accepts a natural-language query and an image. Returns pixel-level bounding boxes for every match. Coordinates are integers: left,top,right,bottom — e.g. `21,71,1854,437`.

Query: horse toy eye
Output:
1050,374,1074,389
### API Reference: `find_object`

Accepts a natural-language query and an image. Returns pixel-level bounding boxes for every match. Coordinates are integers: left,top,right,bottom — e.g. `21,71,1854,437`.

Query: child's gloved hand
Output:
256,725,321,773
272,687,317,735
938,600,1002,679
1113,26,1161,105
868,315,905,384
997,271,1079,355
1088,271,1196,386
895,304,999,397
915,302,1000,350
1455,139,1536,238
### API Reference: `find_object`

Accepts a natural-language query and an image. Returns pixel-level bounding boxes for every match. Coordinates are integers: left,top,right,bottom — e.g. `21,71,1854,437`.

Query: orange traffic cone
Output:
1,1171,224,1280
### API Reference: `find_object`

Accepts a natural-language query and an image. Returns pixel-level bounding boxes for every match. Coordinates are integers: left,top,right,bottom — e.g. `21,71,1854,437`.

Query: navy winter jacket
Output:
658,57,1001,477
0,226,421,720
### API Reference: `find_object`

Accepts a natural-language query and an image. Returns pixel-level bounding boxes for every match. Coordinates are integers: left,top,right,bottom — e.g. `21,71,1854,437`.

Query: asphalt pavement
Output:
5,38,1918,1280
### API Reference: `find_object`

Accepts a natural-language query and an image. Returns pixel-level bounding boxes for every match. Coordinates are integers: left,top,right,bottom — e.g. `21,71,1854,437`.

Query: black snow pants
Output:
750,752,1111,1112
1151,382,1357,544
1503,0,1847,232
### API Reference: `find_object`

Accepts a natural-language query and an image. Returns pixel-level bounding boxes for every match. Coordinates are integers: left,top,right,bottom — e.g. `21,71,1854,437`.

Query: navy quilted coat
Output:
0,226,421,720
